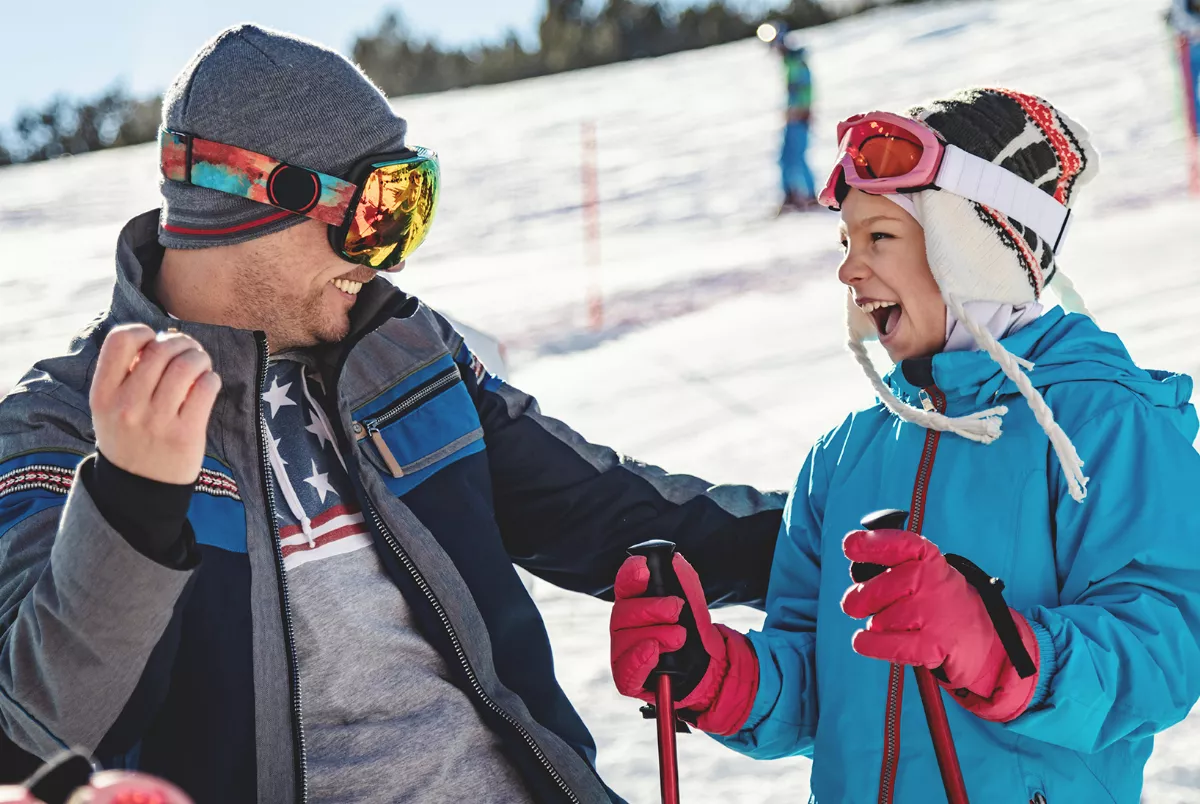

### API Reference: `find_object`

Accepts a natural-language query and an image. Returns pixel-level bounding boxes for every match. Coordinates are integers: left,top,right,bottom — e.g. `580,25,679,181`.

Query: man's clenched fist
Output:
90,324,221,485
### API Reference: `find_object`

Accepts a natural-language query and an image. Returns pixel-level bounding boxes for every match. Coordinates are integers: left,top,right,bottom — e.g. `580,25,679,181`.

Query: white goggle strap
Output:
933,145,1072,255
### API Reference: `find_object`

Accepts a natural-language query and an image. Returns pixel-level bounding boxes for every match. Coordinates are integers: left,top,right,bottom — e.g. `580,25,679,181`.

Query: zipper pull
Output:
360,420,405,478
919,389,935,412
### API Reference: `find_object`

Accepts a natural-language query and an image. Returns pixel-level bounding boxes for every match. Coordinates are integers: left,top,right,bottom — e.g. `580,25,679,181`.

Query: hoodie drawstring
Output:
300,370,349,473
265,415,316,547
943,293,1089,502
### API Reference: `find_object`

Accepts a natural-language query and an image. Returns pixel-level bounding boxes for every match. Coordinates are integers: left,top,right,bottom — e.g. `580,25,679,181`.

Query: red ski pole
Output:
853,510,969,804
652,674,681,804
627,539,708,804
913,665,970,804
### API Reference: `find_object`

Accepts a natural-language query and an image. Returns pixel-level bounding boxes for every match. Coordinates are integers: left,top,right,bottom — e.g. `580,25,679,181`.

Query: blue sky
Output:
0,0,547,124
0,0,774,126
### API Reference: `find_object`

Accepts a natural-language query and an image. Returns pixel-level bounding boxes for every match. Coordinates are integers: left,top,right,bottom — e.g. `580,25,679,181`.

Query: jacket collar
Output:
885,307,1068,411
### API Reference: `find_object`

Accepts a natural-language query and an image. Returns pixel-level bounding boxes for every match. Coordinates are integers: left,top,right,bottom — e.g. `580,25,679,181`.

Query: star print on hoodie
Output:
261,354,371,571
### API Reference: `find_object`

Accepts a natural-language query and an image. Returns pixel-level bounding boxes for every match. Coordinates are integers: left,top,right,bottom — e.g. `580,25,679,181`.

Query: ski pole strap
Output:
944,554,1037,679
641,704,695,732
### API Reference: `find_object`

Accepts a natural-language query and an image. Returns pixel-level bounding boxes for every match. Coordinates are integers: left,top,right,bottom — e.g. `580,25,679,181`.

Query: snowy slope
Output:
1,0,1199,800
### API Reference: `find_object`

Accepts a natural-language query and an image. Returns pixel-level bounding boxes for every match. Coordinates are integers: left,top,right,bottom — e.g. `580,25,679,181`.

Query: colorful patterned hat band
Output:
159,129,358,227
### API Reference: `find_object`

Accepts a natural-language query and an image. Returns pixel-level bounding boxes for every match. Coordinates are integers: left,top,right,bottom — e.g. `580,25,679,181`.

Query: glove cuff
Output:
695,625,759,736
950,610,1041,723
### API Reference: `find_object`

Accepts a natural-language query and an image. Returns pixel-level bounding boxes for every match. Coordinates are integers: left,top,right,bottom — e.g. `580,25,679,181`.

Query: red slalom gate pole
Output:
1178,34,1200,196
1188,135,1200,196
580,120,604,330
913,668,970,804
654,674,681,804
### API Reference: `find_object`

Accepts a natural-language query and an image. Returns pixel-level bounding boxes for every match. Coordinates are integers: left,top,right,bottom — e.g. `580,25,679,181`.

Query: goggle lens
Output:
342,155,440,270
844,121,925,180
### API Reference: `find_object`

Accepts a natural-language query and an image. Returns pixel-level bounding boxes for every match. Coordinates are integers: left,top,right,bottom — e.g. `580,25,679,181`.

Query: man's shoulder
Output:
408,300,466,351
404,301,508,381
359,298,462,359
0,314,106,456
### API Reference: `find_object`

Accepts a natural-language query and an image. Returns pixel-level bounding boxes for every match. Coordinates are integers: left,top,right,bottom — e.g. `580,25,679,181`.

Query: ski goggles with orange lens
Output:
819,111,944,207
160,129,439,270
819,111,1073,253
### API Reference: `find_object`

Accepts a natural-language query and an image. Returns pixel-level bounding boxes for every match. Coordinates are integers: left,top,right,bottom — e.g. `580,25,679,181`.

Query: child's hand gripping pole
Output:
626,539,707,804
850,510,970,804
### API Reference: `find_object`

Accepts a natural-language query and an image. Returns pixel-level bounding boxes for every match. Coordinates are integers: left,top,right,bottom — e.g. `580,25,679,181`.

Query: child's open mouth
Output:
860,299,902,340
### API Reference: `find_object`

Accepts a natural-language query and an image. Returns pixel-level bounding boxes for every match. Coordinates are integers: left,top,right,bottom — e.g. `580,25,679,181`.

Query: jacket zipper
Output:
877,384,947,804
352,365,460,478
362,496,581,804
255,333,309,804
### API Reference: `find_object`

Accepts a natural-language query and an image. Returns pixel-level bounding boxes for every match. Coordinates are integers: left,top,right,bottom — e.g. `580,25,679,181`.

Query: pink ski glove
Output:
72,771,193,803
0,770,192,804
841,528,1041,722
609,553,759,735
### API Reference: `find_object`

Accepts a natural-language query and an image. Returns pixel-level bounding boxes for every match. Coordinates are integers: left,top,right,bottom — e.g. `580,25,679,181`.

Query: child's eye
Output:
871,232,894,243
838,238,849,252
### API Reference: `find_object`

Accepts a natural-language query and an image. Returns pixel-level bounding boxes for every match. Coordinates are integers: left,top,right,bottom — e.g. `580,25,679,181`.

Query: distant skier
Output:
760,23,818,213
1169,0,1200,36
608,88,1200,803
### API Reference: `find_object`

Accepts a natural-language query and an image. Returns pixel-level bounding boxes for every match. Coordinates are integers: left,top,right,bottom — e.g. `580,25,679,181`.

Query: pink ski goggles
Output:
818,111,945,209
819,110,1073,254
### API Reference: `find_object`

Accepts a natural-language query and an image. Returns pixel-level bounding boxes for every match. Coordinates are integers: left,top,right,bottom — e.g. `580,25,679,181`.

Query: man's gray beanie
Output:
158,24,407,249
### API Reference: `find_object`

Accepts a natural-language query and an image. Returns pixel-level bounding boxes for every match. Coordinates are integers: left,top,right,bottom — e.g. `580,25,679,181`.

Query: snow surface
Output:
1,0,1199,800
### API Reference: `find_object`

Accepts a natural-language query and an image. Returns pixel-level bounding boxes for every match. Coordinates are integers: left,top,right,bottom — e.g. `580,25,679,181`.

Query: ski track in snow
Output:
1,0,1199,800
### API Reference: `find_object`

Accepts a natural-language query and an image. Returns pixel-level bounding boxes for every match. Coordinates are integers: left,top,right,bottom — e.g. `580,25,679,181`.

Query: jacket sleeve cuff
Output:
54,463,196,624
736,629,785,734
1024,618,1057,710
84,453,198,569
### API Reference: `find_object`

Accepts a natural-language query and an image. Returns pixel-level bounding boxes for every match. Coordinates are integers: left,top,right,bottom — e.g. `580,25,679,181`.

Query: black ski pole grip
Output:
631,539,677,599
849,509,910,583
628,540,684,676
627,539,710,695
851,510,956,684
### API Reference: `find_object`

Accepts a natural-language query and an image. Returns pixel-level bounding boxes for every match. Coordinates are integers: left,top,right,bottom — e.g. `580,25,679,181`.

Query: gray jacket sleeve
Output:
0,389,194,758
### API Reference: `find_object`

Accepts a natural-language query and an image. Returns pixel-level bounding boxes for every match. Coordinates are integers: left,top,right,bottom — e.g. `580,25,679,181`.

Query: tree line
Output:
0,0,909,167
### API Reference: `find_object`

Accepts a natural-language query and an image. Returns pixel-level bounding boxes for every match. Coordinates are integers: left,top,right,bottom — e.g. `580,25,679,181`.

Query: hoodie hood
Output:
887,307,1198,442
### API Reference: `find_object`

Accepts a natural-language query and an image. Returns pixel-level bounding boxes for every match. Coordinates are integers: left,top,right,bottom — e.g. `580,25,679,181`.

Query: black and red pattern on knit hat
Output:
904,88,1099,307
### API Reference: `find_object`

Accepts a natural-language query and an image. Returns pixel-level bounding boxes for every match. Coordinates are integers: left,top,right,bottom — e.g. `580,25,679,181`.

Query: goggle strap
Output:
158,129,356,227
936,146,1071,254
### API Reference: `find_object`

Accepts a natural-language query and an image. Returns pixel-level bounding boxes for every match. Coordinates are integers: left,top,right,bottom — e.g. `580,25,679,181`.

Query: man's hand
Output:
90,324,221,485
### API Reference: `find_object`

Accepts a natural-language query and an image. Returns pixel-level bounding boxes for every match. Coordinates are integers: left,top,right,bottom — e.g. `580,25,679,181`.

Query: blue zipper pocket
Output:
352,366,461,478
